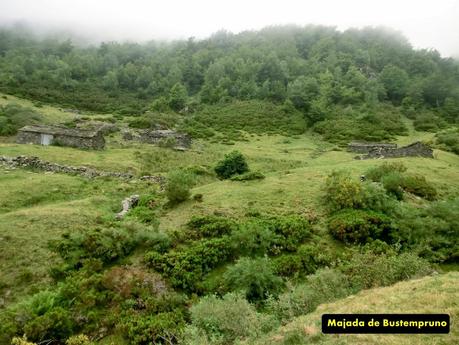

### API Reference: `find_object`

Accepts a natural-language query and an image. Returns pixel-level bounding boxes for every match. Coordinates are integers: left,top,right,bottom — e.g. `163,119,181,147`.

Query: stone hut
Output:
123,129,191,149
16,125,105,150
359,141,433,159
348,141,398,154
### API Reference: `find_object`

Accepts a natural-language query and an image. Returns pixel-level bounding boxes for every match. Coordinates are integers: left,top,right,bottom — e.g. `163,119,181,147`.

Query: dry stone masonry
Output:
116,195,140,219
350,141,434,159
123,129,191,149
0,155,167,189
0,155,133,178
16,125,105,150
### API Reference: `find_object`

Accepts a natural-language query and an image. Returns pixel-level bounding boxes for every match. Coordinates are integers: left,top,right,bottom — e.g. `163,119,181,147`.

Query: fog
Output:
1,0,458,57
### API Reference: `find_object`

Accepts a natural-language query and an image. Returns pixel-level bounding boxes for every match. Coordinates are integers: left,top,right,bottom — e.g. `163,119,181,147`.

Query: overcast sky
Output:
0,0,458,57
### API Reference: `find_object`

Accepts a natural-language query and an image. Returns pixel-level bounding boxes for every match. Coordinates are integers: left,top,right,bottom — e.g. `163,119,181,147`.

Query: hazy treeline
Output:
0,25,458,123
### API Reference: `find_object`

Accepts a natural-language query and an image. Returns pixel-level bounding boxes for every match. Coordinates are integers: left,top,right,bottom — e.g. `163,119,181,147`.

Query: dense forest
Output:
1,25,458,123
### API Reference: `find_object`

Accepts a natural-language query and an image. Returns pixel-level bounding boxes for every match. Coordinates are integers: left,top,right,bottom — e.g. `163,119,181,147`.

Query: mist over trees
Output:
0,25,458,124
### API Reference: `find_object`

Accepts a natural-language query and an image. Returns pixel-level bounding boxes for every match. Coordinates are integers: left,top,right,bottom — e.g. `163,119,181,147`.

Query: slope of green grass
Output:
246,272,459,345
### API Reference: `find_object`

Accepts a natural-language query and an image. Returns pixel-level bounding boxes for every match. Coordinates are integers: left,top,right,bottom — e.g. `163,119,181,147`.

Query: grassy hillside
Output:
0,95,458,344
247,272,459,345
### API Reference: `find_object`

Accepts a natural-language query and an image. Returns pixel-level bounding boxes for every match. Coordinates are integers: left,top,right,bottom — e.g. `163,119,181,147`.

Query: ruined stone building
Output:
123,129,191,149
349,141,433,159
348,141,398,153
16,125,105,149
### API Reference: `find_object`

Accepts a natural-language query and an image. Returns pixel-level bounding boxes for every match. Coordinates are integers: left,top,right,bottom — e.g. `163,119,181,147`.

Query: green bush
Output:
394,199,459,263
230,171,265,181
323,171,363,211
223,257,284,302
165,170,195,204
187,293,277,344
381,172,405,200
186,215,237,239
268,269,350,322
339,249,432,291
365,162,407,182
401,174,437,200
435,128,459,154
0,103,43,135
328,209,394,244
214,151,249,179
145,236,234,292
120,311,186,345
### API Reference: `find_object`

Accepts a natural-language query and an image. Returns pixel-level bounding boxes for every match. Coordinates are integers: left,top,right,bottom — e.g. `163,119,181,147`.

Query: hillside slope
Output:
247,272,459,345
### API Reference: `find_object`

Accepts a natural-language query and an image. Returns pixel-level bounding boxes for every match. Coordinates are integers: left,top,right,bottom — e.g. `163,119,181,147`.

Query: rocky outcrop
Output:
356,141,434,159
116,195,140,219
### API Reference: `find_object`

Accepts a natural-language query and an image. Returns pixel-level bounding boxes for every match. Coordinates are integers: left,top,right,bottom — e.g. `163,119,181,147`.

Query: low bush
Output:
214,150,249,179
0,103,43,135
323,171,363,211
394,199,459,263
365,162,407,182
120,311,186,345
186,293,277,344
186,215,237,239
145,236,234,292
381,172,405,200
268,269,351,322
401,174,437,200
328,209,394,244
338,248,432,291
435,128,459,154
230,171,265,181
222,257,284,302
165,170,195,204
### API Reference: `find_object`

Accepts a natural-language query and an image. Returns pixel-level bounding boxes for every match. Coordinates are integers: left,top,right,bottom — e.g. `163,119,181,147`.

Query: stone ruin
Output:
123,129,191,150
16,125,105,150
347,141,398,154
349,141,434,159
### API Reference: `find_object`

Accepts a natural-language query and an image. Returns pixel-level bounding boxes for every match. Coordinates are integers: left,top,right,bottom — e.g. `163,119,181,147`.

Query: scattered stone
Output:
116,195,140,219
348,141,398,154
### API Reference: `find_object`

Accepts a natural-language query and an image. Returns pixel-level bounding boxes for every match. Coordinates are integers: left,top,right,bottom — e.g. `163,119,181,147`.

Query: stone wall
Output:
357,142,433,159
123,129,191,149
348,142,398,154
0,155,167,189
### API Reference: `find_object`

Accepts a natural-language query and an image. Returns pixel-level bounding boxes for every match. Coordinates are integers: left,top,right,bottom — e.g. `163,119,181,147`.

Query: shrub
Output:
323,171,363,211
394,199,459,263
186,215,237,239
268,269,350,322
165,170,195,204
435,128,459,154
0,103,43,135
145,236,234,292
120,311,186,345
214,151,249,179
223,257,284,302
339,249,432,291
381,172,405,200
230,171,265,181
401,174,437,200
360,182,398,214
328,209,394,244
365,162,407,182
188,293,277,344
49,227,143,269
